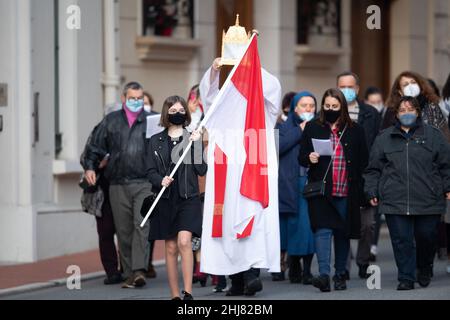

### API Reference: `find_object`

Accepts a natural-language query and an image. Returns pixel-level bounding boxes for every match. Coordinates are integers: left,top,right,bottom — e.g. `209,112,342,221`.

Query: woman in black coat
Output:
364,96,450,291
147,96,207,300
299,88,369,292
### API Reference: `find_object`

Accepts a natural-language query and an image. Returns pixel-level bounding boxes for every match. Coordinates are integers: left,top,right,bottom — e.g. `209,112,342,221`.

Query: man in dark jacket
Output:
364,96,450,290
337,72,381,279
84,82,152,289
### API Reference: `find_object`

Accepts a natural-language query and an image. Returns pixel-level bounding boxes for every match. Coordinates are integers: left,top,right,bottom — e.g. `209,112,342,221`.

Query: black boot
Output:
358,264,370,279
226,273,245,296
301,255,314,285
243,269,263,296
312,275,330,292
288,256,302,283
244,278,263,296
417,266,432,288
333,274,347,291
271,272,285,281
397,280,414,290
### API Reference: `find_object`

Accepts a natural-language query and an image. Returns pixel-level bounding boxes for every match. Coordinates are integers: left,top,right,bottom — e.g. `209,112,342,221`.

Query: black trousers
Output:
95,187,120,278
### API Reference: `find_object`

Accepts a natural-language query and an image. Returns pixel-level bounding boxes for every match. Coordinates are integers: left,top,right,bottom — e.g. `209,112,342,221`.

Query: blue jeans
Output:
314,197,349,277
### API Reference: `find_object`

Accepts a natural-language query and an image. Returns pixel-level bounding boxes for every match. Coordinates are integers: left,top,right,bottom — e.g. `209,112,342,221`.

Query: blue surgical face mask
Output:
398,113,417,127
126,99,144,113
340,88,357,103
300,112,315,122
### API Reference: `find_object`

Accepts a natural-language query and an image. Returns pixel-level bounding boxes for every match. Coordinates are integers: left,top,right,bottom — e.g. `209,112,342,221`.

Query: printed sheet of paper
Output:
312,138,333,156
146,114,163,139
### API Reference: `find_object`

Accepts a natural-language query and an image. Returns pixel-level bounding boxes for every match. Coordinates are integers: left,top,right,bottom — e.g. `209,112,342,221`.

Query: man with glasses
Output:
84,82,153,288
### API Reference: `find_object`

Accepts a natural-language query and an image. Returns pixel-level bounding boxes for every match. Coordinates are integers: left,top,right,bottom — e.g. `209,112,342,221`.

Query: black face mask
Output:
324,110,340,124
168,112,187,125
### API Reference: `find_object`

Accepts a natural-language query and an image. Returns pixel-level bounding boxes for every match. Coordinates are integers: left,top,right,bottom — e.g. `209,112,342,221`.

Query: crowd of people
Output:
80,64,450,299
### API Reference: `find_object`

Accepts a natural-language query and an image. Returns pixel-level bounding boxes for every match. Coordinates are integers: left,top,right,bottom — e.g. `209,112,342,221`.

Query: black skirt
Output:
148,182,203,240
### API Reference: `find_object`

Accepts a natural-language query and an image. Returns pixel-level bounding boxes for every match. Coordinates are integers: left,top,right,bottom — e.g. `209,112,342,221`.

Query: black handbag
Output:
302,180,327,199
140,193,158,218
303,125,347,199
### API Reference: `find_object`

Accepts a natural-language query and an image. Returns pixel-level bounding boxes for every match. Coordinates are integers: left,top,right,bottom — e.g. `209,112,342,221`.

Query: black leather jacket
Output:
83,109,152,185
147,129,207,199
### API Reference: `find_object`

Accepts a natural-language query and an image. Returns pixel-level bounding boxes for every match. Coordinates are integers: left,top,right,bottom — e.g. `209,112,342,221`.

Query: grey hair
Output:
123,81,144,97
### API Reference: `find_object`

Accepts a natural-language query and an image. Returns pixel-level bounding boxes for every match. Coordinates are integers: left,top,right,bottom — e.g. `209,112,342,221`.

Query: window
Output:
142,0,194,38
297,0,341,47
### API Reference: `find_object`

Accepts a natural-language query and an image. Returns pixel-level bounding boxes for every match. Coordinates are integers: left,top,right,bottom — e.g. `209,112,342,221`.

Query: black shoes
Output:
271,272,285,282
358,264,370,279
313,274,346,292
417,269,432,288
244,278,263,296
182,290,194,300
226,278,263,297
397,280,414,291
133,270,147,288
103,273,123,285
312,275,331,292
302,273,313,285
333,274,347,291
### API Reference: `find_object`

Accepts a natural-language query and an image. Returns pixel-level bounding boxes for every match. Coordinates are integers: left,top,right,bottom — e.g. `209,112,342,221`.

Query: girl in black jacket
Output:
147,96,207,300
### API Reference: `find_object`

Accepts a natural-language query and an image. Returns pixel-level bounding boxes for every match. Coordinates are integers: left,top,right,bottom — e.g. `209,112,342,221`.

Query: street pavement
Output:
3,230,450,300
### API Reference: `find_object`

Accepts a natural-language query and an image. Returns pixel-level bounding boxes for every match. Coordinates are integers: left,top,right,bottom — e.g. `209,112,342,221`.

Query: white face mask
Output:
373,103,384,113
144,104,152,113
281,114,288,122
403,83,421,98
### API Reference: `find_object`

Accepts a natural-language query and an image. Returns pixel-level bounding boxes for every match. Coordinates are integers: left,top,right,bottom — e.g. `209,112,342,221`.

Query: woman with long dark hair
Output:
299,88,368,292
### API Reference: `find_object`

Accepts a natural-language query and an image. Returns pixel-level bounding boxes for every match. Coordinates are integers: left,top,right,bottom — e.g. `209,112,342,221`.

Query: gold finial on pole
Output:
235,14,240,26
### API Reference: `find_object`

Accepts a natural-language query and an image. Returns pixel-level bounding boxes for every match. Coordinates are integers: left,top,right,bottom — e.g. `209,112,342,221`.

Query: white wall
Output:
0,0,103,263
0,0,35,263
36,0,103,260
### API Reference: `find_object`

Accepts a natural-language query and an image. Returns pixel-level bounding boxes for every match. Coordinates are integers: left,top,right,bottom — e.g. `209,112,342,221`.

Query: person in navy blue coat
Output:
273,91,317,284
